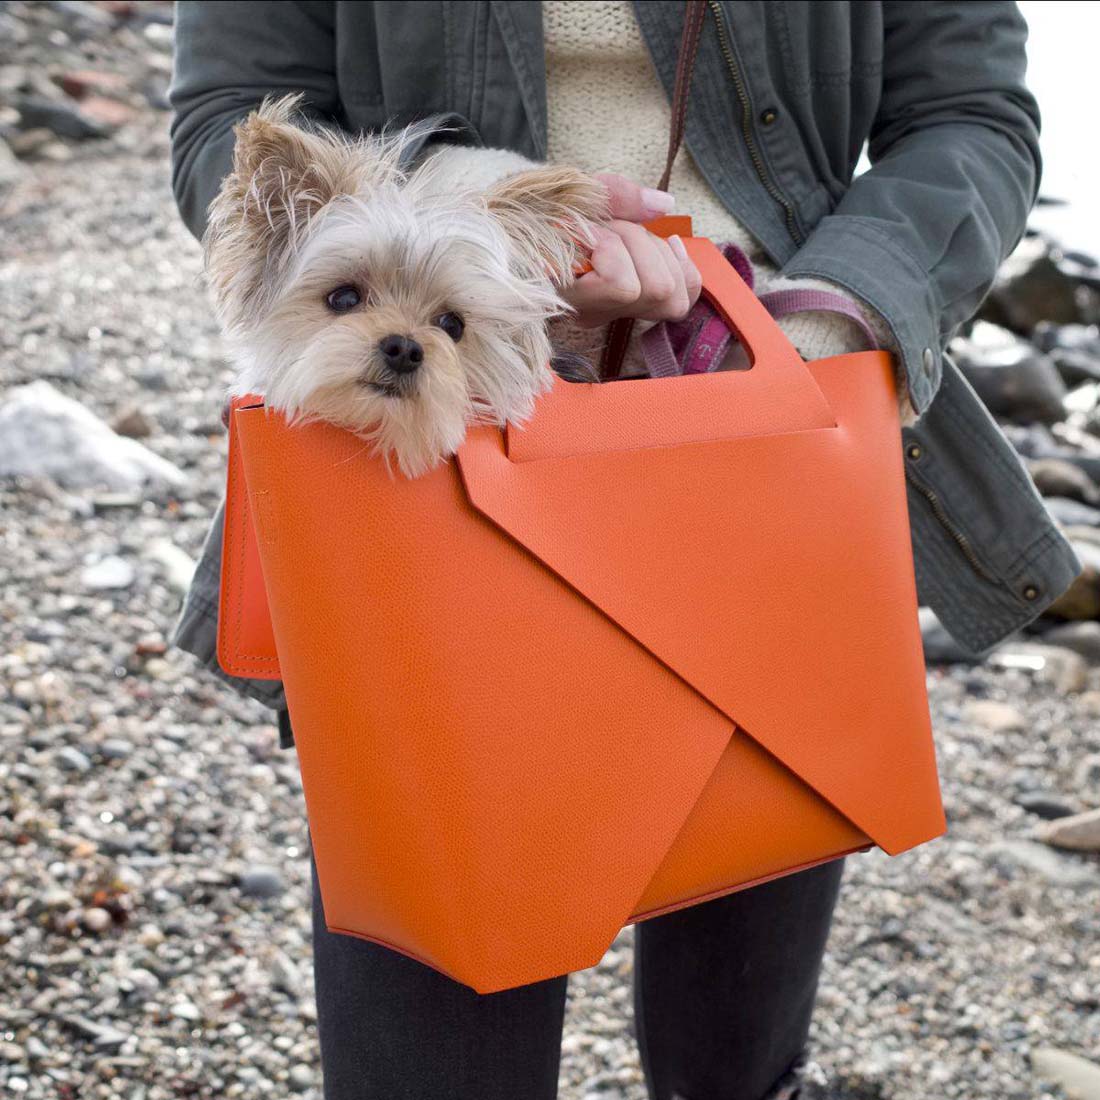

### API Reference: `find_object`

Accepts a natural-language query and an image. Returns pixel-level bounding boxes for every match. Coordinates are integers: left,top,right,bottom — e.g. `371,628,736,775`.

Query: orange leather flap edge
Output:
217,396,282,680
456,353,944,858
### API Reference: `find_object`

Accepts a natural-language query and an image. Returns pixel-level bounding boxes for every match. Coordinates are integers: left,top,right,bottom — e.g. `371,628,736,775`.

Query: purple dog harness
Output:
640,242,878,378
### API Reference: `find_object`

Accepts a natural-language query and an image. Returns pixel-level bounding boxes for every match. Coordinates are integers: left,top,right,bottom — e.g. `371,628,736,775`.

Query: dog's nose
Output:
379,334,424,375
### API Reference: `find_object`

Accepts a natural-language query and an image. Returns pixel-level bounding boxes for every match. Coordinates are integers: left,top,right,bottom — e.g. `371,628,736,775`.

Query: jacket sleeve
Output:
169,1,346,241
169,2,482,243
778,1,1041,415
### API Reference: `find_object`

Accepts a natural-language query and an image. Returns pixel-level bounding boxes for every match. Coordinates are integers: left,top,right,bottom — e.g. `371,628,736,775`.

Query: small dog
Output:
204,96,608,476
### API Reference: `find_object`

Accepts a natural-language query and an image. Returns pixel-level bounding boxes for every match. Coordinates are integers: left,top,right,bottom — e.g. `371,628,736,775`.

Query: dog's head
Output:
204,96,607,476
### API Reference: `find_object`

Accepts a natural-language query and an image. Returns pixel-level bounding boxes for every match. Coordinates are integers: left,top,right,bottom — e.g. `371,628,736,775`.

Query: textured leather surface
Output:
217,395,280,680
227,237,944,993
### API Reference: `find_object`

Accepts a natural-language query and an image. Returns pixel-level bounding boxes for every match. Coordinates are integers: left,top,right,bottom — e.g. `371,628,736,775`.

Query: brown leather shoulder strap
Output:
659,0,707,193
600,0,708,380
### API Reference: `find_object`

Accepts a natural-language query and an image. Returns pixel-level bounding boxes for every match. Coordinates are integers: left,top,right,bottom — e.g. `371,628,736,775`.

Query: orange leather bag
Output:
217,231,945,994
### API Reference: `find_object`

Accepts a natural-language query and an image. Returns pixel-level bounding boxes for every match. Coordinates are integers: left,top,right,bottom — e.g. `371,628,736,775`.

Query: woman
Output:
169,4,1076,1098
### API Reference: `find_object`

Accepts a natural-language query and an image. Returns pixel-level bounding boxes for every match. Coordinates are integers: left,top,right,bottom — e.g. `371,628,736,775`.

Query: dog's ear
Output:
485,166,609,285
203,95,363,322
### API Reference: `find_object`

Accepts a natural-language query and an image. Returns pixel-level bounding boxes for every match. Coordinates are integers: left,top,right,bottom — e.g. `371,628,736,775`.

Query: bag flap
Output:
456,353,944,857
217,396,281,680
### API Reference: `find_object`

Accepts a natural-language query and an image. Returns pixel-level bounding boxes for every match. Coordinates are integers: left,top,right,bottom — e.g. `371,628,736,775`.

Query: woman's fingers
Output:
613,221,684,319
593,172,677,223
560,221,702,328
669,234,704,310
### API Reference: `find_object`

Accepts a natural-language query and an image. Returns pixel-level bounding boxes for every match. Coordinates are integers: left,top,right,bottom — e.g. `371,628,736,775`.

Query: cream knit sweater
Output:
542,0,904,402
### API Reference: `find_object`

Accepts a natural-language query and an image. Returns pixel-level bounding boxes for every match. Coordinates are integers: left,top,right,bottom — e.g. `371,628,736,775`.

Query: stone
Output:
15,94,110,140
981,235,1099,332
170,1001,202,1022
56,746,91,773
952,329,1068,424
8,127,54,158
1039,807,1100,852
1032,1047,1100,1099
270,950,301,996
1046,560,1100,620
142,21,173,51
963,699,1026,733
288,1064,313,1093
1041,621,1100,663
238,866,285,900
0,137,28,189
110,406,153,439
1076,754,1100,791
81,556,134,590
988,840,1096,887
920,607,985,664
1044,496,1100,528
1014,791,1076,820
81,907,113,932
57,69,129,101
0,382,186,492
1028,458,1100,505
99,738,133,760
988,642,1089,693
79,95,135,129
145,539,196,595
58,1014,128,1049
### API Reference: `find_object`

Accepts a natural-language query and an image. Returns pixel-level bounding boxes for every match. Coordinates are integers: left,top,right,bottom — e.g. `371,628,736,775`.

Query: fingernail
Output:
641,188,676,216
668,233,689,261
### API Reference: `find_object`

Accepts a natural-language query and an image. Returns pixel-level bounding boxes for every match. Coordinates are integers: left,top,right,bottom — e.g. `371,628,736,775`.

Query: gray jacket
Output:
169,0,1079,711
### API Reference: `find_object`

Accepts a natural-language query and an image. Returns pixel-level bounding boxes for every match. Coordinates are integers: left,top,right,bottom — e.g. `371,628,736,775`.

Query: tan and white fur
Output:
204,95,608,476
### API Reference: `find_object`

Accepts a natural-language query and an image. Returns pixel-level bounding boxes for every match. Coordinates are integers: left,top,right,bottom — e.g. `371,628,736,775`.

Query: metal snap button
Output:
1023,584,1039,601
759,107,779,126
906,443,922,461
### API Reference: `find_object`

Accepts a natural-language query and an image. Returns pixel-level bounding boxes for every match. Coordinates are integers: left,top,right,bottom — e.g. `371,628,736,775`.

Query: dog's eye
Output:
434,311,465,342
325,285,362,313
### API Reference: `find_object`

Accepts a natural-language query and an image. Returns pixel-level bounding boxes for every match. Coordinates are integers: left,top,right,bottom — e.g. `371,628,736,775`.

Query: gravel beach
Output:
2,4,1099,1098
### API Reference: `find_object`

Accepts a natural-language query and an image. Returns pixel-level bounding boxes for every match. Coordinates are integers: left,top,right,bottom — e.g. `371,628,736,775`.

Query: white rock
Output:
81,555,135,590
1039,807,1100,852
962,699,1027,733
145,538,196,594
0,381,186,492
1032,1047,1100,1099
989,840,1096,887
81,907,112,933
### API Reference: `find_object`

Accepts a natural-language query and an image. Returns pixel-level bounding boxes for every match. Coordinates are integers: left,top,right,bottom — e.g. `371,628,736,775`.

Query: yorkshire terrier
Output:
204,96,608,476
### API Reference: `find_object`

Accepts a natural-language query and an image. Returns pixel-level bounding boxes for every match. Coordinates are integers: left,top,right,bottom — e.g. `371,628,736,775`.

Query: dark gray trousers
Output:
311,856,845,1100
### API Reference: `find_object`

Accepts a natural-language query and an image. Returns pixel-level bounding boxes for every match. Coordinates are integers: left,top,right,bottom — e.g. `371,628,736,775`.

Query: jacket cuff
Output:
778,215,942,415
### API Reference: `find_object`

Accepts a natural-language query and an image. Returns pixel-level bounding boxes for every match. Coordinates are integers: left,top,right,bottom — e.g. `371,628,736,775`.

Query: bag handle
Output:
599,0,708,380
506,236,836,463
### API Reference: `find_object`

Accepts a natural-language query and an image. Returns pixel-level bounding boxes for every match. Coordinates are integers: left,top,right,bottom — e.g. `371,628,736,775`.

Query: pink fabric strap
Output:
640,243,878,378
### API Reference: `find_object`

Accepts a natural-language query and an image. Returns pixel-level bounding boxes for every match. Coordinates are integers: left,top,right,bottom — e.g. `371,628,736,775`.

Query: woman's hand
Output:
561,173,703,329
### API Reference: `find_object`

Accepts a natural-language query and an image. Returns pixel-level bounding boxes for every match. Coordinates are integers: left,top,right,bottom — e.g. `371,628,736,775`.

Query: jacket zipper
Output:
903,465,998,584
706,0,804,245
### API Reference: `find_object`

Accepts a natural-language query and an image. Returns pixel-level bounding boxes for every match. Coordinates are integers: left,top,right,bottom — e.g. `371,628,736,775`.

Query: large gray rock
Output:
1039,807,1100,852
1028,457,1100,505
987,642,1089,693
0,381,185,492
1044,496,1100,528
1041,621,1100,663
981,235,1100,332
952,324,1068,424
988,840,1096,888
1032,1048,1100,1099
